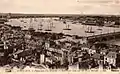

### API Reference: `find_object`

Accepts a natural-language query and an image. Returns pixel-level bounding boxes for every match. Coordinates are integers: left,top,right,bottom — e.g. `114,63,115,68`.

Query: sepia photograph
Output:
0,0,120,73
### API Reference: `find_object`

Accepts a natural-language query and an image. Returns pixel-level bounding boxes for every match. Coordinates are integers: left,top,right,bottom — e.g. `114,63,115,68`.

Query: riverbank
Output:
6,18,120,37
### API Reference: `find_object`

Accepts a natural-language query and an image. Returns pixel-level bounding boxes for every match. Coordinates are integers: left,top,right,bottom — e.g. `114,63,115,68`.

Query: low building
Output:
68,62,79,70
11,26,21,33
104,51,117,67
91,53,101,65
81,44,90,51
45,41,50,50
80,37,88,44
46,47,67,65
40,54,45,64
100,50,108,55
88,49,96,55
25,34,32,39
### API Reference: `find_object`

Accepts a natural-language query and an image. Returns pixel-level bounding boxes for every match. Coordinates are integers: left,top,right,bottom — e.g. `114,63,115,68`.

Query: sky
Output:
0,0,120,14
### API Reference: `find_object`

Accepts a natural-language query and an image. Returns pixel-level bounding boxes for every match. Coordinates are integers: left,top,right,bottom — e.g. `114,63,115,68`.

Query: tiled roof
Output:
92,53,100,59
90,45,96,50
81,43,87,47
101,50,107,53
106,51,117,58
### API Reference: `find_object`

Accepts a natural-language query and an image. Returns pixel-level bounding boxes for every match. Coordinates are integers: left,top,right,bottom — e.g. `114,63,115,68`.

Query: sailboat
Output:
20,18,24,22
50,21,55,28
28,18,35,31
85,26,95,33
45,25,52,31
45,19,52,31
23,18,27,23
50,18,56,28
38,21,43,31
48,18,55,28
34,18,37,22
63,24,71,30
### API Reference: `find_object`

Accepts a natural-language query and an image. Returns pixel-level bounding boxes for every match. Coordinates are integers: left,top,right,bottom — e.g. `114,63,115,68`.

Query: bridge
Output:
86,31,120,43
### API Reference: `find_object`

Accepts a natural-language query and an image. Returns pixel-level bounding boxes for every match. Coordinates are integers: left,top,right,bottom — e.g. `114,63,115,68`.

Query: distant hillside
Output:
0,13,120,18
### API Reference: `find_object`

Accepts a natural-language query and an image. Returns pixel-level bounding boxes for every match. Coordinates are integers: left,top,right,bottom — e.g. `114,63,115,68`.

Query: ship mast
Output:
90,27,92,32
29,18,34,30
29,18,33,28
38,22,43,31
34,18,37,22
63,20,71,30
85,26,94,33
45,19,52,31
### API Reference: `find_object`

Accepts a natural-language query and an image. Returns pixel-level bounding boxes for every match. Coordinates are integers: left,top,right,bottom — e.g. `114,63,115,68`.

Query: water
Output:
5,18,120,45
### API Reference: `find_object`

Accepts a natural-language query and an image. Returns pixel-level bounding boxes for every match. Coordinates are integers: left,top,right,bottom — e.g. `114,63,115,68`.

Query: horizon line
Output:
1,12,120,17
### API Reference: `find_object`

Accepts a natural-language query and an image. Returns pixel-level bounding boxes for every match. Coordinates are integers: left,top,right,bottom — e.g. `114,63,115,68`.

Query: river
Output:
5,18,120,45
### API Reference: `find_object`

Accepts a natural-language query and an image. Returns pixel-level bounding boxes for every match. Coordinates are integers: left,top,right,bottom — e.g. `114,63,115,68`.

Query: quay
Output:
5,17,120,45
87,31,120,43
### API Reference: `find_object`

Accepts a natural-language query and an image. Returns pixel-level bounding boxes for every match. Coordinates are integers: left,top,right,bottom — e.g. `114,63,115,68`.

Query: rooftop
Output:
100,49,108,53
92,53,100,59
106,51,117,58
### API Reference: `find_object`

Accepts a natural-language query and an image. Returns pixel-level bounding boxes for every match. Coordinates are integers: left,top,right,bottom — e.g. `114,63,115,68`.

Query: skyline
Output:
0,0,120,14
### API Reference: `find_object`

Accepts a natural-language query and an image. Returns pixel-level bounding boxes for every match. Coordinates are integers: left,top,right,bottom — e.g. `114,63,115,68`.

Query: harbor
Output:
6,18,120,37
0,14,120,71
6,17,120,45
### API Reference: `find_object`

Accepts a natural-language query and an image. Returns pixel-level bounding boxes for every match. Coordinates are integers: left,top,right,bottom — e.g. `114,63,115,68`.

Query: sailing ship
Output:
48,18,55,28
20,18,27,23
63,24,71,30
20,19,24,22
20,18,27,28
34,18,37,22
28,18,35,31
85,26,95,33
7,13,11,19
45,19,52,31
50,21,55,28
45,25,52,31
38,21,43,31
